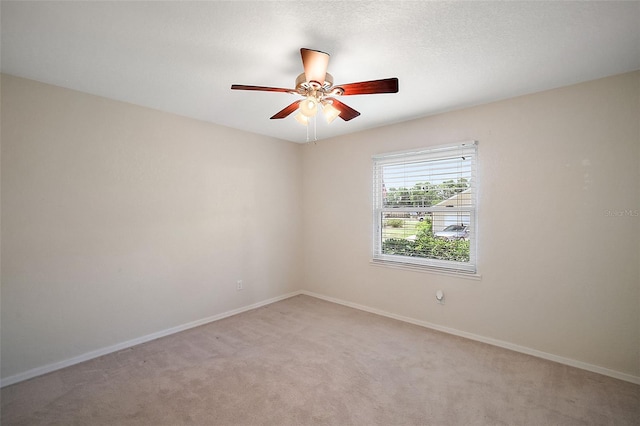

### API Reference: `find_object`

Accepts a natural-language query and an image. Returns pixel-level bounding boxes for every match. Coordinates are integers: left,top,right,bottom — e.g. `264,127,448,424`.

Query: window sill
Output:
369,259,482,280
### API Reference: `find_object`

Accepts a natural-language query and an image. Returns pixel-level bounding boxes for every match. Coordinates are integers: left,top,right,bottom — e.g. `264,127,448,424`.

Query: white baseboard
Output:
0,290,303,388
300,290,640,385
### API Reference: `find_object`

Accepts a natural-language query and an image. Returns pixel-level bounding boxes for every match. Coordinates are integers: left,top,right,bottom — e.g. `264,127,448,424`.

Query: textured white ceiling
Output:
2,1,639,143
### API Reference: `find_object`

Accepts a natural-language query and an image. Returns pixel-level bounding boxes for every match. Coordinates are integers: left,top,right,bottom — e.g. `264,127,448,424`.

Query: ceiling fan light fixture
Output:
231,47,399,133
300,96,318,117
322,101,340,124
294,111,309,126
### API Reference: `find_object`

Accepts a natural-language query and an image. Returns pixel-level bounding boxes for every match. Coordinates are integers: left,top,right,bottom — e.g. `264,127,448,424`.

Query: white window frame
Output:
372,141,478,274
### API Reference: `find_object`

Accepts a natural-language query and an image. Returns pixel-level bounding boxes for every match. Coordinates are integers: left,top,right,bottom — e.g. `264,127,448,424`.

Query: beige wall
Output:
2,71,639,384
302,71,640,378
1,74,303,379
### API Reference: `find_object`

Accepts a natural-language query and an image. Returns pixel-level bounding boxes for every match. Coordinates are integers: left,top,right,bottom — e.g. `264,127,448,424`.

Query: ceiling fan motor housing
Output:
295,73,334,95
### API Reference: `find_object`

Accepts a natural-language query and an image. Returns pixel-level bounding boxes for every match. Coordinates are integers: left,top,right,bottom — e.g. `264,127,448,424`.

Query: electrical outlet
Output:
236,280,243,291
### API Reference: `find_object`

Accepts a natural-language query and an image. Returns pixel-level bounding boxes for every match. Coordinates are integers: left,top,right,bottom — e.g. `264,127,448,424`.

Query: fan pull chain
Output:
306,120,309,142
313,114,317,142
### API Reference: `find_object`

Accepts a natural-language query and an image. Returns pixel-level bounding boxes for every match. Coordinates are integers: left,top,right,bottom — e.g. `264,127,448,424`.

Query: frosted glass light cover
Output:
295,111,309,125
322,103,340,124
300,96,318,117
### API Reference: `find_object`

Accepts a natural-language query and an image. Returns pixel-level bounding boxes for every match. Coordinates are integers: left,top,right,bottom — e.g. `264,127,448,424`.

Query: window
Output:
372,141,478,273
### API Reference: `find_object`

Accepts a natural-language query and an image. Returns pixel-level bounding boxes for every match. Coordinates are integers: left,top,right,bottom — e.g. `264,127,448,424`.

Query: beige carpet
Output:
1,295,638,425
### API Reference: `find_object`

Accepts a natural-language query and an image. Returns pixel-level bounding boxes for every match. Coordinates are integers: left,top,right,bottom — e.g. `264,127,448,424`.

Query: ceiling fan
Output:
231,48,399,126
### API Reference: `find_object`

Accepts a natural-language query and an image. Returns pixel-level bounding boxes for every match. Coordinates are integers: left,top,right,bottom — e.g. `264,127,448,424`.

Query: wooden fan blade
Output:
334,78,399,96
300,48,330,85
270,100,302,119
231,84,294,93
328,98,361,121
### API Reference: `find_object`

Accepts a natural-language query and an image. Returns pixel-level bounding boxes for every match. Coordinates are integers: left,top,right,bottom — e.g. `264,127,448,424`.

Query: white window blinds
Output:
372,141,478,273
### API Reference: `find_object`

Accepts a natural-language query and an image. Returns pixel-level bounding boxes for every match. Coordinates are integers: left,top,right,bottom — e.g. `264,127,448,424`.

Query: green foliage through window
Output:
382,217,470,262
385,219,404,228
384,178,469,208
